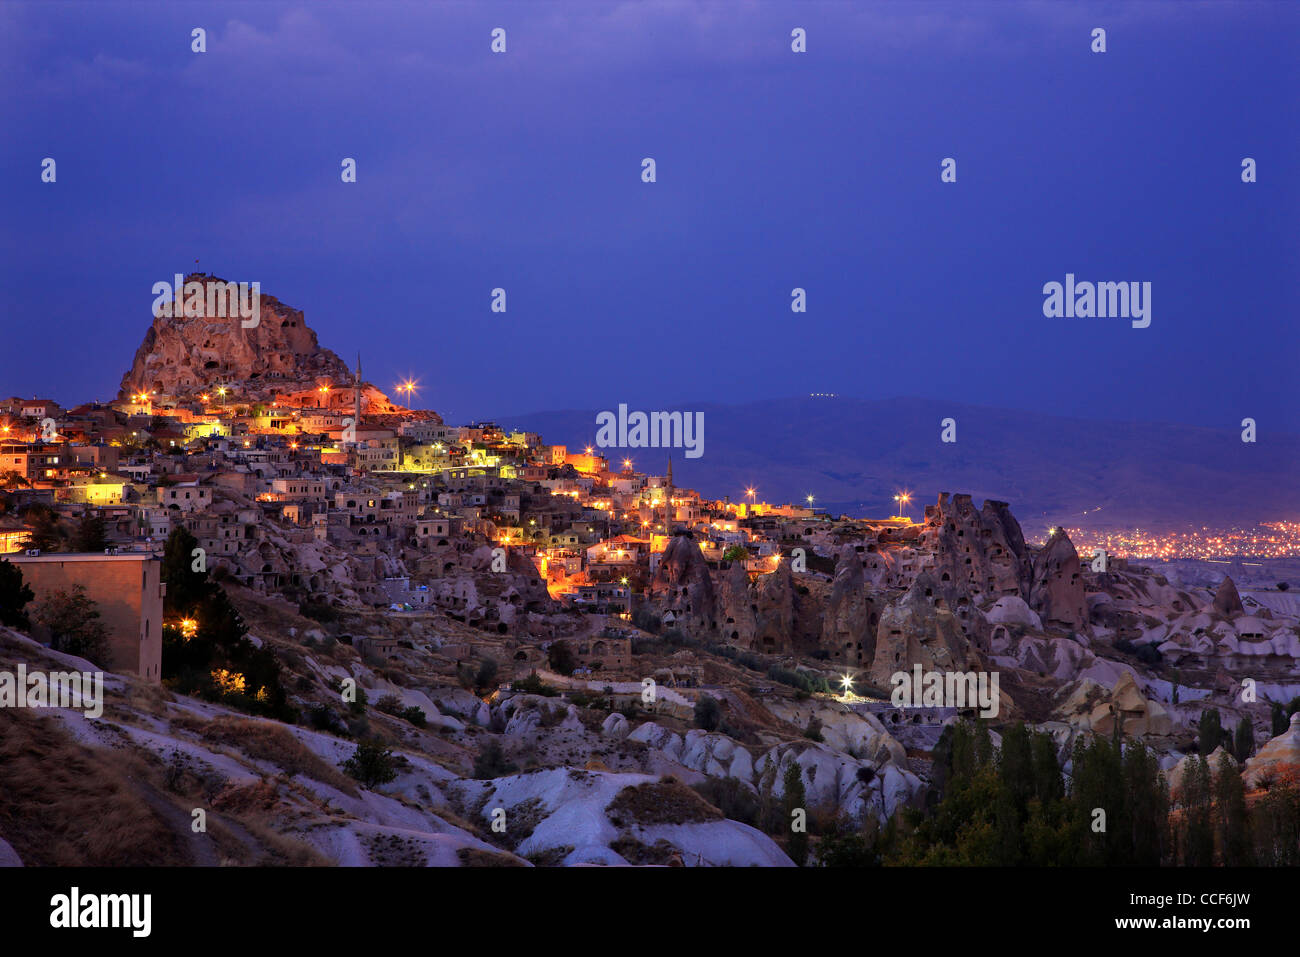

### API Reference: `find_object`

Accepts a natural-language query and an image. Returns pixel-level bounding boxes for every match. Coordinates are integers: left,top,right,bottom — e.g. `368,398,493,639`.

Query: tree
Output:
33,585,110,664
693,693,721,731
722,545,749,563
472,739,518,779
1271,701,1289,738
1214,752,1251,866
19,504,61,552
546,639,576,676
783,762,809,866
1198,708,1224,755
0,561,35,629
1232,717,1255,762
71,512,108,552
1180,755,1215,866
473,657,499,694
340,742,398,788
161,525,210,615
0,470,31,489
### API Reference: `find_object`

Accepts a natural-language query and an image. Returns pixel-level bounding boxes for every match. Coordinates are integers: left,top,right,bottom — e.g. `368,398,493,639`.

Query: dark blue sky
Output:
1,1,1295,430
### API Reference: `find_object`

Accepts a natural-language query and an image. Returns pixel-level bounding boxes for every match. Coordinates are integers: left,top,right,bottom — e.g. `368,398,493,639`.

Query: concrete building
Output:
3,552,165,682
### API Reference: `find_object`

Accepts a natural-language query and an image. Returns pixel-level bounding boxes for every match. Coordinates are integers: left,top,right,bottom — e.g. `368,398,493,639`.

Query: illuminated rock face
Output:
1244,713,1300,788
1029,528,1088,632
118,273,367,404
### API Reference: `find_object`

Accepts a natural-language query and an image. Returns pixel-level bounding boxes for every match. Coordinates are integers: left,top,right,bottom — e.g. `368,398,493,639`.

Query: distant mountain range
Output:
492,397,1300,531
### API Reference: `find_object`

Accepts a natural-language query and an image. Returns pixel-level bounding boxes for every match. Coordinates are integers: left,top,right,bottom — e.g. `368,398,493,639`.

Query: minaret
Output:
353,353,362,442
664,455,673,535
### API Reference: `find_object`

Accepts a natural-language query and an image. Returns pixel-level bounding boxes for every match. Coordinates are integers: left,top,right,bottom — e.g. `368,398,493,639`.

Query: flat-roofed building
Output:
3,552,165,682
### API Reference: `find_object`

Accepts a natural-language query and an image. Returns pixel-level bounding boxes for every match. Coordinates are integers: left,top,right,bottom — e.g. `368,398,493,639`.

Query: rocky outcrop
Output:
820,547,881,668
1056,671,1173,737
753,560,795,653
717,560,757,647
650,533,717,633
118,273,405,413
0,837,21,868
1168,746,1237,797
868,572,982,687
922,494,1032,603
1029,528,1087,632
1243,712,1300,788
1213,576,1245,617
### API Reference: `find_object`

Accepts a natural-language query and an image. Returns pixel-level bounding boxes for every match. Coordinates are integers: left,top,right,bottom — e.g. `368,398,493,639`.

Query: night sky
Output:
1,1,1295,431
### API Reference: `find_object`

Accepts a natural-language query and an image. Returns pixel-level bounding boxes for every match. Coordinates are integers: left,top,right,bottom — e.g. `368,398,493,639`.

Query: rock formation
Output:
1213,575,1245,617
922,493,1032,603
821,546,881,668
650,533,717,633
118,273,405,414
717,559,757,647
868,572,982,687
1029,528,1087,632
1243,712,1300,788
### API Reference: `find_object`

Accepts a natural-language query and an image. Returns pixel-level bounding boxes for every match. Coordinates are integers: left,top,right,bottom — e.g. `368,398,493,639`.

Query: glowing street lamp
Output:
745,487,756,500
840,673,854,695
806,494,815,507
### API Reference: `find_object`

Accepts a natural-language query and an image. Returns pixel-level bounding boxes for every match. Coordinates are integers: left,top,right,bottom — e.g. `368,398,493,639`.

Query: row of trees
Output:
821,719,1300,867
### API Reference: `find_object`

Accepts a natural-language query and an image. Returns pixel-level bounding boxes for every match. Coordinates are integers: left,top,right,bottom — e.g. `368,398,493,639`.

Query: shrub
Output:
298,601,338,623
473,740,518,780
473,658,499,693
511,672,559,697
340,742,397,788
546,640,576,676
692,776,759,826
805,716,824,742
694,694,721,731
